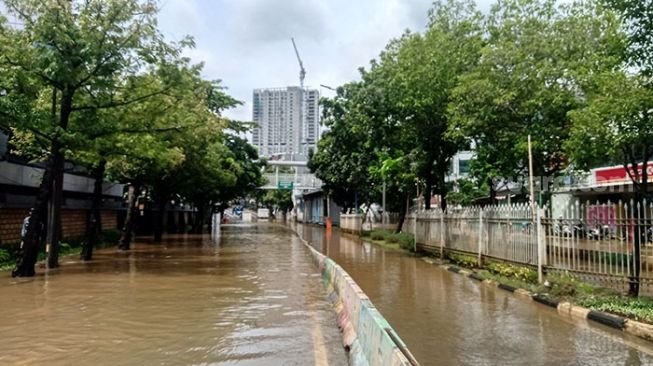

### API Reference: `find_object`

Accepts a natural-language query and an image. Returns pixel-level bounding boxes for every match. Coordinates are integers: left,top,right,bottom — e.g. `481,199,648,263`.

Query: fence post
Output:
478,208,484,267
414,212,418,253
440,211,445,259
536,207,545,284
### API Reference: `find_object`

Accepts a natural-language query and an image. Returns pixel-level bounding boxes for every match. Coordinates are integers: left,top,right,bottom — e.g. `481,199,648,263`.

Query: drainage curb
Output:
292,230,418,366
588,310,627,330
469,273,484,282
498,283,517,293
421,259,653,343
532,294,559,309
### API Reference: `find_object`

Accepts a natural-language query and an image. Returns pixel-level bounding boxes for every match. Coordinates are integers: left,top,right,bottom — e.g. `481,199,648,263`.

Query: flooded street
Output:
0,224,346,366
297,223,653,366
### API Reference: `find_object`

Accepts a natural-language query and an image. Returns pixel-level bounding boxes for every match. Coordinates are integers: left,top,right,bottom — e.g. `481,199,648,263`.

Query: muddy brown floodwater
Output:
296,223,653,366
0,224,347,366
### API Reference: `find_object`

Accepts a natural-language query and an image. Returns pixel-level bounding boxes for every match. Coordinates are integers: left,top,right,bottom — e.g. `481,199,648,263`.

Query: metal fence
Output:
542,200,653,292
404,200,653,294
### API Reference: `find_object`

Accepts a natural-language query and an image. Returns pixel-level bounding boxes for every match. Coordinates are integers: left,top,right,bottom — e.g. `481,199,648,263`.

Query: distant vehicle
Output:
233,205,243,217
257,208,270,219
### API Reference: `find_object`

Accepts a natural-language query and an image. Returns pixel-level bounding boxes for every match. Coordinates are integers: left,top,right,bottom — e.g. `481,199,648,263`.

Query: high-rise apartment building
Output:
251,86,319,158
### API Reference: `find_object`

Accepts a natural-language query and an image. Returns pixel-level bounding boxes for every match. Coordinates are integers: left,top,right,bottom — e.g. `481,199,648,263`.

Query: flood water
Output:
296,223,653,366
0,224,347,366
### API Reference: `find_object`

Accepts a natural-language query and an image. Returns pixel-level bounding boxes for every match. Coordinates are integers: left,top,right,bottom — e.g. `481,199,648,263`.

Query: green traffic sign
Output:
278,181,294,189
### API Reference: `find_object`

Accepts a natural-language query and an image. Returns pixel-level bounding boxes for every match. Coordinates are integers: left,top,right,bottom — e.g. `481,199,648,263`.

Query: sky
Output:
157,0,495,122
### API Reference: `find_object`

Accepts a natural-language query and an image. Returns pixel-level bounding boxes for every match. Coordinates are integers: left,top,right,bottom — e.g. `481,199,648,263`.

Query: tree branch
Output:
623,145,642,191
3,56,63,89
0,120,54,143
71,87,171,112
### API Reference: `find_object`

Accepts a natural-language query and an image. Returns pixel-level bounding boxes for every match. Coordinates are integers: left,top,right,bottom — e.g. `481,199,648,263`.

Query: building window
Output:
459,160,470,175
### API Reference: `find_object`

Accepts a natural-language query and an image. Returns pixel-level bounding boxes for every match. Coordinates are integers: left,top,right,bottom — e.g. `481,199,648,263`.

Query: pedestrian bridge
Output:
259,160,322,190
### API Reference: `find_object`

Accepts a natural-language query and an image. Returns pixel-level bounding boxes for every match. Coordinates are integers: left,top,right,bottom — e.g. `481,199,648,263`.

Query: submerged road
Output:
0,225,346,366
296,223,653,366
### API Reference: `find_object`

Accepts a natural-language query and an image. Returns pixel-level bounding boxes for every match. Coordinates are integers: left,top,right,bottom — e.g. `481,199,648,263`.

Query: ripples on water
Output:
0,224,347,366
297,223,653,366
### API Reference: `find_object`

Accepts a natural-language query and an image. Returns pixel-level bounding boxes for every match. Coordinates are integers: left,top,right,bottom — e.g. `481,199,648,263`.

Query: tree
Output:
448,0,624,202
309,82,381,212
602,0,653,76
566,72,652,296
0,0,186,276
384,0,483,211
262,189,294,218
309,0,483,231
564,1,651,296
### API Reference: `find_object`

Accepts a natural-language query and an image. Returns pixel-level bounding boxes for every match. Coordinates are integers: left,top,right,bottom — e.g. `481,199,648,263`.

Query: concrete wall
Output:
298,235,414,366
0,208,121,246
340,214,362,234
0,160,123,197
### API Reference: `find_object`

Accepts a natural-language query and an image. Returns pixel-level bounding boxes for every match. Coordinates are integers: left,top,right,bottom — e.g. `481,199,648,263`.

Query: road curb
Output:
292,228,418,366
588,310,626,330
420,258,653,343
532,294,559,309
469,273,484,282
498,283,517,293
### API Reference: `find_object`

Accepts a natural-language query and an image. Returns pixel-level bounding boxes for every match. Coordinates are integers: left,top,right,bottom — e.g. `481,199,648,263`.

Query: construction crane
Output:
291,37,306,89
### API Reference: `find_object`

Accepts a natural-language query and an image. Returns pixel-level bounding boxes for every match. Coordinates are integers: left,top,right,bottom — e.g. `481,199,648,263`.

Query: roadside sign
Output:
278,181,294,189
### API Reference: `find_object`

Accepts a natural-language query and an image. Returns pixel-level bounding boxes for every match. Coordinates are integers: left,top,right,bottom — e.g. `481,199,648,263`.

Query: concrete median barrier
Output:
299,236,417,366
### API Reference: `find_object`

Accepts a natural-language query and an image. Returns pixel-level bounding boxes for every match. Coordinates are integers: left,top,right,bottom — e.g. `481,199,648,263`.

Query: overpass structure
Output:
260,160,322,191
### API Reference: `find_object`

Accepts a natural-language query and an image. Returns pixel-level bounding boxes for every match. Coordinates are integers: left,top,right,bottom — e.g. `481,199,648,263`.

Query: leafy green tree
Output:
449,0,624,201
566,72,652,296
602,0,653,75
310,0,483,231
384,0,483,211
0,0,187,276
446,178,490,206
309,82,381,211
262,189,294,217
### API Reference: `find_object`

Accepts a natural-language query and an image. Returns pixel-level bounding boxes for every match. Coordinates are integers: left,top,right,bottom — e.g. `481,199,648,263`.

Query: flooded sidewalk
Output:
297,223,653,366
0,224,347,366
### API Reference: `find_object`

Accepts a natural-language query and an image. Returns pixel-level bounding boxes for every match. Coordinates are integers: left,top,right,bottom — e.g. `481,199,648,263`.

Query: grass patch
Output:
486,262,538,285
366,229,415,252
578,296,653,324
447,253,479,268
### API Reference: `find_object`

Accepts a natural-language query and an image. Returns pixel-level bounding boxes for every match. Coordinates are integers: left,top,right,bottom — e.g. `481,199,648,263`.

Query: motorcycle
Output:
587,224,611,240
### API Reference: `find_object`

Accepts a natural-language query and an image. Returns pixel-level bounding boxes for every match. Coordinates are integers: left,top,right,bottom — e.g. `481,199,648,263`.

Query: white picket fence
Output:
405,204,538,266
340,212,401,234
401,200,653,294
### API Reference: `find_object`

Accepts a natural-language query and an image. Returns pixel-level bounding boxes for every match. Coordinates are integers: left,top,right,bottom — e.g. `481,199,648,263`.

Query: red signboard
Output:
594,163,653,184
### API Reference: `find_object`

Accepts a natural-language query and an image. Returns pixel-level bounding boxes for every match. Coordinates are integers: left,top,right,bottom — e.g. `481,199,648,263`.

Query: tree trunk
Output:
423,180,433,211
438,171,448,212
154,193,167,242
82,160,105,261
12,156,55,277
193,203,206,233
395,194,408,234
488,177,497,205
629,157,649,297
46,87,63,269
630,192,643,297
46,148,64,269
119,183,140,250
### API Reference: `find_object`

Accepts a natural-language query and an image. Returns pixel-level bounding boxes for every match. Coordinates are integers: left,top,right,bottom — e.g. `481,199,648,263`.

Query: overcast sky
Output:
157,0,494,122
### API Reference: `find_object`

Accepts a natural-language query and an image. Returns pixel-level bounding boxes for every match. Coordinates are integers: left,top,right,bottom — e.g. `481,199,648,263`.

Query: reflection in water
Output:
295,223,653,366
0,224,346,366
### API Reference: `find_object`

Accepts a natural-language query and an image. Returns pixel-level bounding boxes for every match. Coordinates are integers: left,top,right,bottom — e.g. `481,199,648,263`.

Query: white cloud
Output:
159,1,502,123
